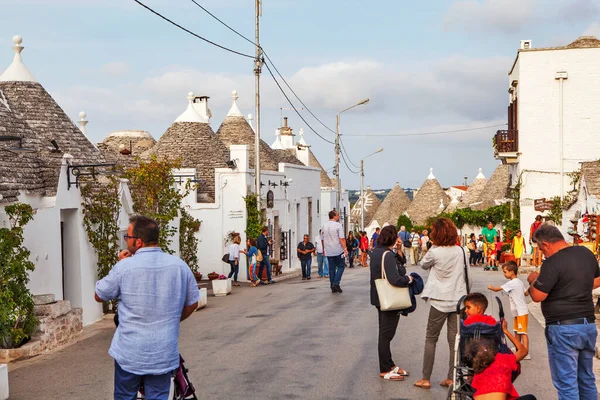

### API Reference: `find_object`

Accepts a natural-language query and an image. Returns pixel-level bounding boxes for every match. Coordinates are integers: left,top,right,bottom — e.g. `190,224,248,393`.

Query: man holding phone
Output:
95,215,199,400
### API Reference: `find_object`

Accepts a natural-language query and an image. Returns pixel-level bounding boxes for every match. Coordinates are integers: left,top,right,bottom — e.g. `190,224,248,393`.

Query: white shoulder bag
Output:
375,251,412,311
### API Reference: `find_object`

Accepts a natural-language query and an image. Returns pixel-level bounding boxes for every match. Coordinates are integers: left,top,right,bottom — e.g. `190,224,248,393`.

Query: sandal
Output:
440,379,453,387
391,366,409,376
413,379,431,389
380,371,404,381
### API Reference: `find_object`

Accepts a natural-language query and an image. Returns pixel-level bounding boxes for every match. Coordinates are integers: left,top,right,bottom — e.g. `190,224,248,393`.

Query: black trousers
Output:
377,308,401,373
469,249,477,265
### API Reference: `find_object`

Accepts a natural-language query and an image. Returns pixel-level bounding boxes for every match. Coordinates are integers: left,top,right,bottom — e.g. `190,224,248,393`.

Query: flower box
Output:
211,278,232,297
207,272,219,281
197,288,208,310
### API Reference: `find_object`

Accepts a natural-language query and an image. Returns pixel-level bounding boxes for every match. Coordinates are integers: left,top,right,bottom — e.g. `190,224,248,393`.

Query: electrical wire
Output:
264,61,335,145
187,0,338,135
340,151,360,174
339,138,360,169
133,0,255,59
342,124,508,137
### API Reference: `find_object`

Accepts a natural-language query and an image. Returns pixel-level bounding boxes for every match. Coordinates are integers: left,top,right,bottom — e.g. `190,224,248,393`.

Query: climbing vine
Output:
80,176,121,281
125,155,190,253
0,203,38,349
179,207,200,273
243,194,264,240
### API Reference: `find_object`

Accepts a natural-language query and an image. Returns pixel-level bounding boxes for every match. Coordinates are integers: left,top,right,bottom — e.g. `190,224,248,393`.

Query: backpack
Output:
257,249,264,262
401,232,412,248
426,241,432,249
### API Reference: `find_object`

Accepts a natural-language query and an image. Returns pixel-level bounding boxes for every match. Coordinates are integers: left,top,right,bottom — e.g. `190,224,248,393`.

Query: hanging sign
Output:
534,198,553,212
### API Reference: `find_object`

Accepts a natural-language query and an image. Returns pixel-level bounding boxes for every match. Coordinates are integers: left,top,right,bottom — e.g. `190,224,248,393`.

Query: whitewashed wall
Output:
0,158,134,326
510,47,600,243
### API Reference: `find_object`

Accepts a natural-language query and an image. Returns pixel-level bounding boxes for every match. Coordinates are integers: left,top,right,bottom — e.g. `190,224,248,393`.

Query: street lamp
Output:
360,148,383,231
335,98,370,211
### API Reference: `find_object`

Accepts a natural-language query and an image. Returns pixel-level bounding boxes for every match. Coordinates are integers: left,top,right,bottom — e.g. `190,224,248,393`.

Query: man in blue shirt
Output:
370,227,380,250
95,215,199,400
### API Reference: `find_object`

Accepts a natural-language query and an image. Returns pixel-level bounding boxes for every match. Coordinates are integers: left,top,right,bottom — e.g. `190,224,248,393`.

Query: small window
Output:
317,200,320,214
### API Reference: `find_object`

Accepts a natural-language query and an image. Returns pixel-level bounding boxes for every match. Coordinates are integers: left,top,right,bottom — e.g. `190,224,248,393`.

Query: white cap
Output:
427,168,435,180
226,90,243,117
0,35,37,82
174,92,208,123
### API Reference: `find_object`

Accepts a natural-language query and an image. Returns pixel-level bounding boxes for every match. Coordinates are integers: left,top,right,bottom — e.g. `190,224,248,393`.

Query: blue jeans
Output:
258,257,272,281
327,254,345,287
545,321,598,400
228,260,239,282
317,253,329,277
114,360,172,400
301,258,312,278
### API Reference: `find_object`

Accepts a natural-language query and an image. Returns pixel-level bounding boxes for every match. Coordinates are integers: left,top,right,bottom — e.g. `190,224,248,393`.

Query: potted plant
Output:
211,274,232,297
193,272,203,282
207,271,219,281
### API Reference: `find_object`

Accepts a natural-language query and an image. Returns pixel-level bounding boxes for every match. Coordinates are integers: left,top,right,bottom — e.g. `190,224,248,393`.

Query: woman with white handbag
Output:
414,217,471,390
370,225,414,381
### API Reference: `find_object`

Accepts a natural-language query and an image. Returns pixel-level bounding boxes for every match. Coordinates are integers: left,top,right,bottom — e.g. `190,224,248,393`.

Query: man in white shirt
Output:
322,210,348,293
314,230,329,278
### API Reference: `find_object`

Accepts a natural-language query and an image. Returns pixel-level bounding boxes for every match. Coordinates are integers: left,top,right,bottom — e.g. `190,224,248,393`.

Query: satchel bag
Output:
402,232,412,248
375,251,412,311
257,249,264,262
221,253,230,263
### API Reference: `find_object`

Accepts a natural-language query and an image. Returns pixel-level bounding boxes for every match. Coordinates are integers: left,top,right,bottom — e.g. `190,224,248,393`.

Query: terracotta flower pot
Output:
207,273,219,281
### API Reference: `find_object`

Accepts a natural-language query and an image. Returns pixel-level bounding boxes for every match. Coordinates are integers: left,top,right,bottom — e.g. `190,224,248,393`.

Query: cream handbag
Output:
375,251,412,311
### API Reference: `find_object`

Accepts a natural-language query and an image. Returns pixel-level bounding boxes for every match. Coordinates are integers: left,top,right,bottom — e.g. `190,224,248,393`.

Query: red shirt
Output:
464,314,497,326
471,353,519,399
360,237,368,251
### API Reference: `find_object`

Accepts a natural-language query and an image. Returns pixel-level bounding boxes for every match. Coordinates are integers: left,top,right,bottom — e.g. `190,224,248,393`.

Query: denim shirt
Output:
95,247,200,375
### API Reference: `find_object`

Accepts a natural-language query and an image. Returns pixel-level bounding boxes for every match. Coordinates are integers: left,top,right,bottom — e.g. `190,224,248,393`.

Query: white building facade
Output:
496,36,600,242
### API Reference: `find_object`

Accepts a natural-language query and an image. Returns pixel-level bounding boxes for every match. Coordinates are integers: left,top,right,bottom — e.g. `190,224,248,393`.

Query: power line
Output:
339,138,359,169
187,0,338,135
342,124,508,137
264,61,335,145
133,0,255,59
340,151,359,174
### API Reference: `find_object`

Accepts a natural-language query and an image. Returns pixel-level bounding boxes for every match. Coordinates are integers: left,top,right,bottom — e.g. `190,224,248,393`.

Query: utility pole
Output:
360,159,364,231
254,0,262,211
335,115,341,211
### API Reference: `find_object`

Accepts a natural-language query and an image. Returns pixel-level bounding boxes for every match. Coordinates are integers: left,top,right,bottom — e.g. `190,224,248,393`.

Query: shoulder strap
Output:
461,247,470,294
381,250,389,280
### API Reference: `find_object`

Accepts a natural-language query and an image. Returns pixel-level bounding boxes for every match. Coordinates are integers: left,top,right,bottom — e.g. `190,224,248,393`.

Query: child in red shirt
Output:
467,319,532,399
464,292,497,326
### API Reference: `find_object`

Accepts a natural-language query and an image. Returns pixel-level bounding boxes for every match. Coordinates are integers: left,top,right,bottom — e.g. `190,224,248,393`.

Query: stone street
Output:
9,267,561,399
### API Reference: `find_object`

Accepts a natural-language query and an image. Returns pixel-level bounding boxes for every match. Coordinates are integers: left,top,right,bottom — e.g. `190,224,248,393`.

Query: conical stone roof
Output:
459,168,487,209
473,164,510,211
350,186,382,227
98,130,156,169
308,149,334,188
151,121,229,203
405,169,451,225
371,182,411,227
216,91,302,171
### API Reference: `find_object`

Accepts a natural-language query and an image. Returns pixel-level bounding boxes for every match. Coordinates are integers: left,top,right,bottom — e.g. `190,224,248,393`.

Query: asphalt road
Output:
8,265,558,400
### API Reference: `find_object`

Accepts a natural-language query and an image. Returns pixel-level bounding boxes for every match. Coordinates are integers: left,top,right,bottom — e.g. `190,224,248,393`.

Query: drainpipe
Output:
555,71,568,201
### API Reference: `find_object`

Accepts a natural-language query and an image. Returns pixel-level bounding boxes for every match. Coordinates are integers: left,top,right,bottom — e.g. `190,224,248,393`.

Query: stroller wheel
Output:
447,384,470,400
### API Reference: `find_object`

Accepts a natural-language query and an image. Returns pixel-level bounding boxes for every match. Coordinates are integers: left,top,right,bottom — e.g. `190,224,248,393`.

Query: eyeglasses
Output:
124,234,139,241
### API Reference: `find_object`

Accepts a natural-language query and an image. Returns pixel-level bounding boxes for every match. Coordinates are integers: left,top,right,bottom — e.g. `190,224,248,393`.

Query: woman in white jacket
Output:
414,217,470,390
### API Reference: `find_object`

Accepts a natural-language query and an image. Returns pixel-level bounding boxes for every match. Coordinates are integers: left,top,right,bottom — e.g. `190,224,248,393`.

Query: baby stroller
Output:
113,313,199,400
447,295,520,400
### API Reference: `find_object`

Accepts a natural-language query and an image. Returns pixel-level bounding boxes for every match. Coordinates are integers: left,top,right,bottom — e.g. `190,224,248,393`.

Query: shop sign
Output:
534,198,553,212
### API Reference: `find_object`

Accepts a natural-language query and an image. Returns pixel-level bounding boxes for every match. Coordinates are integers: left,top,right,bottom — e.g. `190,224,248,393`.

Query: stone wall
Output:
0,296,83,363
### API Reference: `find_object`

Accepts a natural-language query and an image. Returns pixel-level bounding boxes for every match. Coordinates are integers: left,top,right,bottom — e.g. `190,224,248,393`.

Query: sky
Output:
1,0,599,190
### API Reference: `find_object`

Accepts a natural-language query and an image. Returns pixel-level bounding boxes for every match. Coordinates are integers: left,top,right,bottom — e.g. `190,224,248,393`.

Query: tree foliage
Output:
125,155,188,253
244,194,264,240
0,203,37,348
80,176,121,281
179,207,200,273
396,215,412,231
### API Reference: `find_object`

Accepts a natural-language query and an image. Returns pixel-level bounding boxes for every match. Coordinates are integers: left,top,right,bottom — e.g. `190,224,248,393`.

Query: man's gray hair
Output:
532,224,565,244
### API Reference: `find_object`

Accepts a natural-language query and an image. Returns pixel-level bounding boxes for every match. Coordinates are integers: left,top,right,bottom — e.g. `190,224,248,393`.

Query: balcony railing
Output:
494,130,518,154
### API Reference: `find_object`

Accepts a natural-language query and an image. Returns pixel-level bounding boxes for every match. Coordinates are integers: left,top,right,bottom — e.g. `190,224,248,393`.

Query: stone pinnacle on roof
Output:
248,114,255,132
227,90,243,117
271,128,284,150
0,35,37,82
77,111,98,151
174,92,208,124
476,167,485,179
297,128,308,146
427,168,435,180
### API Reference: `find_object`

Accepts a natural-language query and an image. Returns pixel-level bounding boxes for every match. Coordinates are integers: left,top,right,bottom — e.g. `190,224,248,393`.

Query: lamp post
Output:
335,98,369,211
360,148,383,231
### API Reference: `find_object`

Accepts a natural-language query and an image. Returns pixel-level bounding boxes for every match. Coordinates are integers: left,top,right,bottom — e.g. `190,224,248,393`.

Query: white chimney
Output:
520,40,532,50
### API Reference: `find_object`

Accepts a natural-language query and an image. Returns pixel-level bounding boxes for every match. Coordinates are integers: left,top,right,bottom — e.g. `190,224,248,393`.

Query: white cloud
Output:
101,62,130,76
583,22,600,37
444,0,599,33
